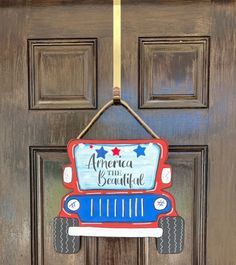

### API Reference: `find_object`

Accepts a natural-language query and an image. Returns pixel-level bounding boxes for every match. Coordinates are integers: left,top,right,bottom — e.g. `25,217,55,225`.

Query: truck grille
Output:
90,197,145,219
65,194,171,223
74,194,167,223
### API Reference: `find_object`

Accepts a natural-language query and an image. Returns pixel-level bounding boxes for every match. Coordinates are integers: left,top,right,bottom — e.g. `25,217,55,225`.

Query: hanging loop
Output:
120,100,159,139
76,0,160,140
77,99,160,139
113,86,121,104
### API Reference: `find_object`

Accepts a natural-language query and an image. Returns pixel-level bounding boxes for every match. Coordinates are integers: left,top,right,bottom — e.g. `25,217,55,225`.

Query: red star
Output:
90,145,93,149
112,147,121,156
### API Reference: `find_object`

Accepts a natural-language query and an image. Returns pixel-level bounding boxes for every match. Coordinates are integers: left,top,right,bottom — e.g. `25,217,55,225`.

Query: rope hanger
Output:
77,0,159,139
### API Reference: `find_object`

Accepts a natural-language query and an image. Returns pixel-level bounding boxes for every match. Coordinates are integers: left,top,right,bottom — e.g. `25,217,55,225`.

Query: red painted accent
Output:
58,139,179,228
111,147,121,156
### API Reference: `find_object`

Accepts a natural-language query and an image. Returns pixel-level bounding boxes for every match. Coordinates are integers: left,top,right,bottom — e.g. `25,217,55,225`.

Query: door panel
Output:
30,148,97,265
28,38,97,110
0,1,236,265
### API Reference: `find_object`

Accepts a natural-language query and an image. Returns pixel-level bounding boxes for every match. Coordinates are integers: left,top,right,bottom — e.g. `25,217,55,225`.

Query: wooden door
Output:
0,1,235,265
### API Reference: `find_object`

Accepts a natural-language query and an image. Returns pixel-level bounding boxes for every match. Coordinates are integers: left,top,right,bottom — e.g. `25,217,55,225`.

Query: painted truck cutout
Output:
53,139,184,254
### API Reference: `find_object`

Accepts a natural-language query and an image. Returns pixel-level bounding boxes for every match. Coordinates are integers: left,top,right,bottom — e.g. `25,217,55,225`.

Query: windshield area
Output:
74,143,160,190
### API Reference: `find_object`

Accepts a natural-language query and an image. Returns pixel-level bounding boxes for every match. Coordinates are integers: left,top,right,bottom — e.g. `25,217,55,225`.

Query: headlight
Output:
63,166,72,183
161,167,171,184
67,199,80,211
154,198,167,210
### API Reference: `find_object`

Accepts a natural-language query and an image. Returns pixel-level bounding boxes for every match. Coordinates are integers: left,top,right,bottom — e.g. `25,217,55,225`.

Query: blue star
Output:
133,145,146,157
96,146,108,159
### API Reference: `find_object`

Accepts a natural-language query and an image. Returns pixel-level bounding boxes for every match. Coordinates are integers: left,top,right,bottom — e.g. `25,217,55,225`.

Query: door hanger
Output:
53,0,185,255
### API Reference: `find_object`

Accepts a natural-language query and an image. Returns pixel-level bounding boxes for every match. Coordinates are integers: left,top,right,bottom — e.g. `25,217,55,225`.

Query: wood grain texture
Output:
139,37,210,108
0,1,236,265
30,147,98,265
28,39,97,110
122,1,235,265
207,2,236,265
0,3,112,265
139,146,207,265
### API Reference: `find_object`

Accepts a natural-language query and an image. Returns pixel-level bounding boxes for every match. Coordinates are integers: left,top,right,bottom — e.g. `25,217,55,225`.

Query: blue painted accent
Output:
64,194,171,223
95,146,108,159
133,145,146,157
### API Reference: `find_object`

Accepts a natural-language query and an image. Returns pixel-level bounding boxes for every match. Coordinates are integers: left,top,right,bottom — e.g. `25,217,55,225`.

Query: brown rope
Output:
113,86,121,104
120,100,160,139
76,99,160,139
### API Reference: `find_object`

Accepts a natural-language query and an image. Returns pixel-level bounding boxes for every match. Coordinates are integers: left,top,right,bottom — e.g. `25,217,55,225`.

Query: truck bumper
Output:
68,227,163,238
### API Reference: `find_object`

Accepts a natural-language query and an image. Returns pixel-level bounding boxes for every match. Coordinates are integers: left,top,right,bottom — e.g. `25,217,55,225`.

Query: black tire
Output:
53,217,80,254
157,216,184,254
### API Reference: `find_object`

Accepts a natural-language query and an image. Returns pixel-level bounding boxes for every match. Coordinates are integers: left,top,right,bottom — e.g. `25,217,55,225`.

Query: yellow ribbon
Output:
113,0,121,91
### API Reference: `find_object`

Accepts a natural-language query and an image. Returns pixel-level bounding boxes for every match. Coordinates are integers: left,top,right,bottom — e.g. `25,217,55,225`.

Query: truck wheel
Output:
157,216,184,254
53,217,80,254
